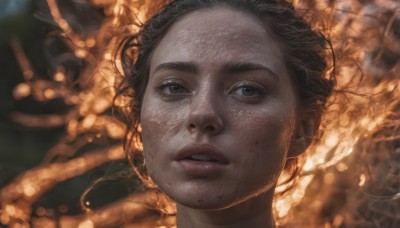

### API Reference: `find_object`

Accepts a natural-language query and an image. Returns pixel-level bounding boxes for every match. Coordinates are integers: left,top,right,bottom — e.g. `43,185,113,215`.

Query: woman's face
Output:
141,7,298,210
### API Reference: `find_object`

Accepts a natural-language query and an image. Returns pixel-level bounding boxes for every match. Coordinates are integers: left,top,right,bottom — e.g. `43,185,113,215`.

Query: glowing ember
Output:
358,174,366,187
77,219,94,228
13,83,31,100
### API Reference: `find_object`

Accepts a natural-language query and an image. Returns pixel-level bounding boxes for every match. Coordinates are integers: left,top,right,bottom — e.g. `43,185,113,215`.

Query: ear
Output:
287,113,317,158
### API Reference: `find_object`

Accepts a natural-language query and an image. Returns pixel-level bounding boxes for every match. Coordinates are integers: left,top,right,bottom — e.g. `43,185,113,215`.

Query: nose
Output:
186,92,224,135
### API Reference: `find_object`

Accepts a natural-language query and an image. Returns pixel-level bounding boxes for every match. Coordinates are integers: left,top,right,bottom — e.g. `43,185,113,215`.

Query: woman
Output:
119,0,335,227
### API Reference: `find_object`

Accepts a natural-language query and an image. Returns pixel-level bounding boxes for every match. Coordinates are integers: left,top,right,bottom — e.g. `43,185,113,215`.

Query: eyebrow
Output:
153,61,279,80
221,62,279,80
154,62,198,74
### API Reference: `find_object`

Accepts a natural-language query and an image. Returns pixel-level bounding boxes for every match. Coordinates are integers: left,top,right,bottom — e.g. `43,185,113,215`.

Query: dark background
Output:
0,0,136,216
0,0,62,187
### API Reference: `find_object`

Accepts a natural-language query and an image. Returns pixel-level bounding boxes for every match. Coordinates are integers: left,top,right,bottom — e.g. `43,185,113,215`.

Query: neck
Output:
176,189,275,228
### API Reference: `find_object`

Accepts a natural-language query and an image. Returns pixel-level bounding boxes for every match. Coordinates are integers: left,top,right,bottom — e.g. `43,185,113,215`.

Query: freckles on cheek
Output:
142,101,186,138
140,103,187,173
141,116,161,145
140,107,162,165
239,110,291,157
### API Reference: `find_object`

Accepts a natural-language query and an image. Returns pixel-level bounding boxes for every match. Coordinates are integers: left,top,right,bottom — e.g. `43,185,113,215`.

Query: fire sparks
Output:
1,0,400,227
13,83,31,100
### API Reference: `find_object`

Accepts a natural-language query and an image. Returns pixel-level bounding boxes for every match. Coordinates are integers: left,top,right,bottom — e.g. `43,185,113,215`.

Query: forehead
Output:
150,7,287,76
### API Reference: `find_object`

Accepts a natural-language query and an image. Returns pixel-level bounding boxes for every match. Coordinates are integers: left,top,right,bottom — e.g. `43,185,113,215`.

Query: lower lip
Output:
175,160,228,177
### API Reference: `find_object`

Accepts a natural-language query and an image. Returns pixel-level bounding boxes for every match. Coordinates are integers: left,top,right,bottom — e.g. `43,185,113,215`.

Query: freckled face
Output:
140,7,298,210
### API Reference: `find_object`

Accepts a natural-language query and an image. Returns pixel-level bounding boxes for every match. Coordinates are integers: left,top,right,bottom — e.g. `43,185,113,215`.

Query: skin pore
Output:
140,7,314,228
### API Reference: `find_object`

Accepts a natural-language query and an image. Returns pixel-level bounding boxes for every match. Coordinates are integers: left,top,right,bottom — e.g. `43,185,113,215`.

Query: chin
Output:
176,197,240,211
164,184,272,212
159,186,236,211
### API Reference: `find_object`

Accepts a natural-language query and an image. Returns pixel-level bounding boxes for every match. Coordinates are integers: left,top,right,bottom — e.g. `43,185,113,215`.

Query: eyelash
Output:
230,82,266,100
232,85,263,97
155,80,266,101
155,81,190,98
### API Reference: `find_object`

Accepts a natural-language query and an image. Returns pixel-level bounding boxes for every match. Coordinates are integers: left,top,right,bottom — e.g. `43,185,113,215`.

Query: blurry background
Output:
0,0,62,188
0,0,137,219
1,0,47,175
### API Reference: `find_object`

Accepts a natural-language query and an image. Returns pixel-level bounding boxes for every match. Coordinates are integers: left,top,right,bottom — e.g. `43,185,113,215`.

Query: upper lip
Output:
176,143,230,164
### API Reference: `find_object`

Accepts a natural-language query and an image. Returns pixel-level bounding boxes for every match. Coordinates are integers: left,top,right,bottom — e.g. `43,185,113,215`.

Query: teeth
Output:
191,154,213,161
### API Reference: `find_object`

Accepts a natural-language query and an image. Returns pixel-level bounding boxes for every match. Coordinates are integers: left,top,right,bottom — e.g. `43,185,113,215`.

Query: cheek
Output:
140,96,163,175
233,105,295,186
140,91,187,140
141,111,163,162
237,102,295,152
140,95,187,174
246,114,289,163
